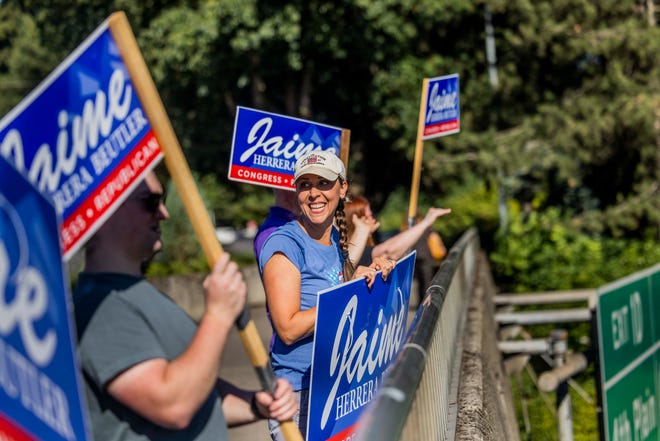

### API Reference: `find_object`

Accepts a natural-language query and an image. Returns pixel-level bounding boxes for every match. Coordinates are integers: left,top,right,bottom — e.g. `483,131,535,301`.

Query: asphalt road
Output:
221,305,278,441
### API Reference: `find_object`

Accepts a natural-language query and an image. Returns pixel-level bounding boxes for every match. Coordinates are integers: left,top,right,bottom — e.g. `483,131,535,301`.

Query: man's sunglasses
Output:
132,192,167,213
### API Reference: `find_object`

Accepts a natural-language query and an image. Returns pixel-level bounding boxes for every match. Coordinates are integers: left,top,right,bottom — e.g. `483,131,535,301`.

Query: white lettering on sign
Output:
321,289,407,429
252,153,295,171
0,237,56,367
51,166,94,214
92,137,160,214
0,69,132,214
629,292,644,345
335,376,379,419
88,107,148,176
238,117,337,163
0,339,74,440
611,305,630,350
236,168,284,185
611,291,645,350
613,410,632,441
425,82,458,123
633,388,656,440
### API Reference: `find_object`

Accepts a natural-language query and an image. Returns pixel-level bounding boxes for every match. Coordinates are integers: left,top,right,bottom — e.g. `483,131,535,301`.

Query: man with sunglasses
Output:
73,171,297,440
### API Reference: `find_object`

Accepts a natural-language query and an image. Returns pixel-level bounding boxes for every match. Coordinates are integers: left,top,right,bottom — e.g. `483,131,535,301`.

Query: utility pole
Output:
484,5,509,232
646,0,656,26
484,5,499,88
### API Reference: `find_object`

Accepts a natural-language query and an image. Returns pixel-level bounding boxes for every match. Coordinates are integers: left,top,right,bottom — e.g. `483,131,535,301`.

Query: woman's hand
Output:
353,256,396,288
423,207,452,225
352,213,380,235
370,256,395,280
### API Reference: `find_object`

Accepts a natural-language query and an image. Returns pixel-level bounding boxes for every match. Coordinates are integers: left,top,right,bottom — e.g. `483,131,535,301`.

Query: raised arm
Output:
347,213,380,265
371,207,451,261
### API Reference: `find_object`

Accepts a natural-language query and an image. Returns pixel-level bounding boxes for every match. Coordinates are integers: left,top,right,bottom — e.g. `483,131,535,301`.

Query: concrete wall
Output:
454,253,520,441
149,264,266,321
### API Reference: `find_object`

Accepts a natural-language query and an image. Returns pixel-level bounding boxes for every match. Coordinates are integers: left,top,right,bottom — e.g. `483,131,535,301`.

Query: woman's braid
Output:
335,198,356,280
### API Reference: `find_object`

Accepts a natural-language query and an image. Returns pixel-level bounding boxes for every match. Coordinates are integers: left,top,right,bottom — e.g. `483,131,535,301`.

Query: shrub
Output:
490,205,660,293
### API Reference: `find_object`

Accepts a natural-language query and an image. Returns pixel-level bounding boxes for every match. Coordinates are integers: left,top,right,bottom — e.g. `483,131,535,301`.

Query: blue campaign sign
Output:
0,19,162,260
228,107,343,190
422,74,460,140
0,157,90,441
307,252,415,441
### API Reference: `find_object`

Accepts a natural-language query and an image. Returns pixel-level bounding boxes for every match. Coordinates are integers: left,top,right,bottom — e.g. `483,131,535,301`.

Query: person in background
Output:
407,213,447,296
253,188,300,265
243,219,259,239
345,195,451,267
74,171,297,441
258,150,395,439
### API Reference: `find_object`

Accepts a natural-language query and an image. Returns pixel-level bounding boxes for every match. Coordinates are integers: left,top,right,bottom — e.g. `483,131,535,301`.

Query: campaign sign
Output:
228,107,343,191
422,73,460,140
0,157,90,441
0,19,163,261
307,252,416,441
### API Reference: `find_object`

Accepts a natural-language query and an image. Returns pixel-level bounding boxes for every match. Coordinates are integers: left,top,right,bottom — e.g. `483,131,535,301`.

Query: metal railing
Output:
355,228,480,441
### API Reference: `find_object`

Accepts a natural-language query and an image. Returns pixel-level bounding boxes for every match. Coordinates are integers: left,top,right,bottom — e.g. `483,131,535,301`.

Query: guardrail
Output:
355,227,480,440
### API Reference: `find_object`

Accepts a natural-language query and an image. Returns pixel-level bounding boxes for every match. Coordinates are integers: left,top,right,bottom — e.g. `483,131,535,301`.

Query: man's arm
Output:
106,254,246,429
217,378,297,427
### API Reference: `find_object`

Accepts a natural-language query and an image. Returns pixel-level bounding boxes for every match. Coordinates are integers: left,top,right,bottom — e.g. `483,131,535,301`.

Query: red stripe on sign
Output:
0,414,36,441
229,165,295,189
325,424,357,441
61,130,162,254
424,120,459,137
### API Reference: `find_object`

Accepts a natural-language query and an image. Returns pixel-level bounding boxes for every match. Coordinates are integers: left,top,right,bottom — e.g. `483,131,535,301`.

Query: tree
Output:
1,0,657,250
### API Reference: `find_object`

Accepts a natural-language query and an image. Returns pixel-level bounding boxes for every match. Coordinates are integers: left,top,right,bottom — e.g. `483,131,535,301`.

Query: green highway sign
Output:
596,263,659,441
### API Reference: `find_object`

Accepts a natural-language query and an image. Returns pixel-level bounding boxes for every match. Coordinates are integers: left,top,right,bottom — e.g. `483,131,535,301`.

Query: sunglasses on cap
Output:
132,191,167,213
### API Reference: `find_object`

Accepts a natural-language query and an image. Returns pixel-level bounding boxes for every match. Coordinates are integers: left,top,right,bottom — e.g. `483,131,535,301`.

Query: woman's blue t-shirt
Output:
258,221,344,389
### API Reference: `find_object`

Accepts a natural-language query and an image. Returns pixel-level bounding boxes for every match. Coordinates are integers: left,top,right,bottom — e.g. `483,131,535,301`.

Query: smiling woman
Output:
258,150,395,440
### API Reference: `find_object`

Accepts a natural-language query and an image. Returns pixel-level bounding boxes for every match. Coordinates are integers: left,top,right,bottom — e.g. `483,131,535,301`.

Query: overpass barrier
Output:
355,227,519,441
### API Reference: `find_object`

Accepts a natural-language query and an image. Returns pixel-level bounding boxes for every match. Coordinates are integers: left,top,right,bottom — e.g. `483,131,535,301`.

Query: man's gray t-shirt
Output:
74,272,229,441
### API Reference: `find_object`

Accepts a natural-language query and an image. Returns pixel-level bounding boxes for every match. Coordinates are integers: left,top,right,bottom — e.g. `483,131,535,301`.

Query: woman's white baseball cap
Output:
294,150,346,183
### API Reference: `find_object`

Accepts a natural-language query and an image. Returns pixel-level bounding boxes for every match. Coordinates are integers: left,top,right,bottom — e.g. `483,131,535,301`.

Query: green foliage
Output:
571,373,599,441
375,178,500,251
491,205,660,293
147,174,212,276
432,177,500,248
2,1,657,248
374,187,409,232
0,4,55,115
202,175,273,229
510,365,598,441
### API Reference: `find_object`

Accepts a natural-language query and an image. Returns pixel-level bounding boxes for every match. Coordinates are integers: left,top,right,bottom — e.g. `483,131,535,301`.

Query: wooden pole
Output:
339,128,351,172
407,78,429,228
108,12,302,440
